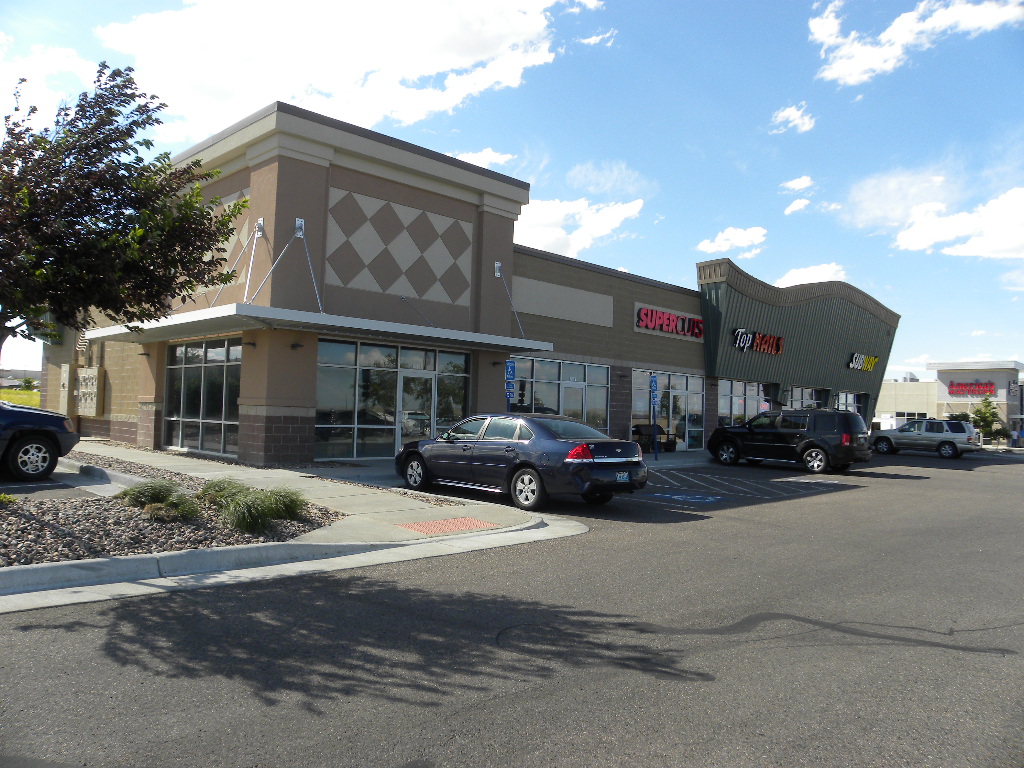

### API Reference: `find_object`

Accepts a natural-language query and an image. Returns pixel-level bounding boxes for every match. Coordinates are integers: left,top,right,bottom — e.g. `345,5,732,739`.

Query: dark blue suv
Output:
0,400,79,480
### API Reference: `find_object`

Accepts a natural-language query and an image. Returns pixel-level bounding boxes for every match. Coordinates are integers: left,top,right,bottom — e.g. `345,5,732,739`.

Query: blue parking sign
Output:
505,360,516,381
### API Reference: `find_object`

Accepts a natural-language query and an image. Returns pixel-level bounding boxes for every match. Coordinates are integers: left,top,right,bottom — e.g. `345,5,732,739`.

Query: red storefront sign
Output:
947,381,995,396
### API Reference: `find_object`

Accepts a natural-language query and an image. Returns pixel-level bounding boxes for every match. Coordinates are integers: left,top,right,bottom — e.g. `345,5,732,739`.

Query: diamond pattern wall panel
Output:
325,188,474,306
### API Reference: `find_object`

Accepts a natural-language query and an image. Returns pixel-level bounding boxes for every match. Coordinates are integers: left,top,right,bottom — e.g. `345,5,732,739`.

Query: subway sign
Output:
634,303,704,341
849,353,879,372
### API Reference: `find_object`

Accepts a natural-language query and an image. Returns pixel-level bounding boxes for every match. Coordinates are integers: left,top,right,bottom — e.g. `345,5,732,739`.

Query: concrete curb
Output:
0,513,548,598
56,458,147,489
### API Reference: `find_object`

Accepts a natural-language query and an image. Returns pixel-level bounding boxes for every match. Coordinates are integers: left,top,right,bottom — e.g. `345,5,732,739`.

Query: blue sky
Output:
2,0,1023,378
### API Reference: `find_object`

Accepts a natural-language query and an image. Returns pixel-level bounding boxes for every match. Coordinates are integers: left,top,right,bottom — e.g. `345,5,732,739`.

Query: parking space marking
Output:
644,492,723,505
648,470,809,498
648,467,847,502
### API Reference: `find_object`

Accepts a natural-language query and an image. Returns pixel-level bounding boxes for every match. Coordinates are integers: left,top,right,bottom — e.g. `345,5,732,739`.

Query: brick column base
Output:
237,405,316,466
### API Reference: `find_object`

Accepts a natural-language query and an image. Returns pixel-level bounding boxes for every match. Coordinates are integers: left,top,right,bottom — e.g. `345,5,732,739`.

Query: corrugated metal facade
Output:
699,259,899,418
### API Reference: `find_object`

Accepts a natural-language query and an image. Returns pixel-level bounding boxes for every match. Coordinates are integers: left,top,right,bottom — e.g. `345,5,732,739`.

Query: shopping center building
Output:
876,362,1023,432
41,103,900,465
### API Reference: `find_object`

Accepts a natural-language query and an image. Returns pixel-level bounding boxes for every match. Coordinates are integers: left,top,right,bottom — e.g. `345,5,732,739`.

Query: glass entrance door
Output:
561,384,585,421
400,373,434,449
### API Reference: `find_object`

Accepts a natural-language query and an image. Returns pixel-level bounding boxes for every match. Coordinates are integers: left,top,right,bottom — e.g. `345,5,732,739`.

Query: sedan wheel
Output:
403,455,431,490
937,441,960,459
802,447,829,474
511,467,547,511
715,441,739,466
6,435,58,481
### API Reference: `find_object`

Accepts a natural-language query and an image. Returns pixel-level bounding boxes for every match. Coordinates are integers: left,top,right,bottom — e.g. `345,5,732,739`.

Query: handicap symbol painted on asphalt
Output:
647,492,722,504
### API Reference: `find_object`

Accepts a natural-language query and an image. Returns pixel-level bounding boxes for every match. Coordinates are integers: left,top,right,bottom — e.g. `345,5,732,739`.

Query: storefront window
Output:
786,386,827,410
316,340,469,459
510,357,610,430
718,379,769,425
164,337,242,456
837,391,866,417
632,369,705,450
400,348,436,371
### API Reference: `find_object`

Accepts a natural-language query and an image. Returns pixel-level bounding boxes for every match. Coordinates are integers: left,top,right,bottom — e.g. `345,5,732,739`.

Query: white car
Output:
871,419,981,459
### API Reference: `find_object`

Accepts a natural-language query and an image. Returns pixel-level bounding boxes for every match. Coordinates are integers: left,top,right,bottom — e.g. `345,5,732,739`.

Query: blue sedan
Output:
395,414,648,510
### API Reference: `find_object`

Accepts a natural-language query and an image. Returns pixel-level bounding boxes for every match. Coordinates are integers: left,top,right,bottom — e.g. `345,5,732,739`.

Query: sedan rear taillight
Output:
566,443,594,462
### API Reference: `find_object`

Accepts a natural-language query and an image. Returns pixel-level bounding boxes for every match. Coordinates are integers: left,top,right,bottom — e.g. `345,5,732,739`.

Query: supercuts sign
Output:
634,303,703,342
733,328,783,355
948,381,995,396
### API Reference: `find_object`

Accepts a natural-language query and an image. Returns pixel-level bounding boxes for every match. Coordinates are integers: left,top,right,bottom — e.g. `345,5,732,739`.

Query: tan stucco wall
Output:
512,248,704,374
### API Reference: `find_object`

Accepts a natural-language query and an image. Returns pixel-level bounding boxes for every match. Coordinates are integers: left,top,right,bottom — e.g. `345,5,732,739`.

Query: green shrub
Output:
197,477,249,508
265,486,306,520
0,492,16,505
166,492,200,520
116,479,178,507
219,490,276,534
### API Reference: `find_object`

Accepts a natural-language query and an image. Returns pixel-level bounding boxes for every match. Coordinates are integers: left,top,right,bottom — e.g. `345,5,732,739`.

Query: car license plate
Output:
616,471,629,482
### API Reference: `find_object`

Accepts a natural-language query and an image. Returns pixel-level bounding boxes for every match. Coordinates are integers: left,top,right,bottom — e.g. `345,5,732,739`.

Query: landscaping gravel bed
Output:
0,451,343,568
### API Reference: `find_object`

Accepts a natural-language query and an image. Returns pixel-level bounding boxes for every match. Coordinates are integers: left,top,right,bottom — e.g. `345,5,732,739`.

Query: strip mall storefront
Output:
42,103,899,465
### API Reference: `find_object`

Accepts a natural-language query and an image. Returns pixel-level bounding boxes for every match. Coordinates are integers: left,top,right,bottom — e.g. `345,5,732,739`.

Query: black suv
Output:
0,400,79,480
707,409,871,473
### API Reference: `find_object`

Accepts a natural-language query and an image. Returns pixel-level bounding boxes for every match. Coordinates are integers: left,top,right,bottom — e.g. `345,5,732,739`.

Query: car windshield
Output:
533,418,609,440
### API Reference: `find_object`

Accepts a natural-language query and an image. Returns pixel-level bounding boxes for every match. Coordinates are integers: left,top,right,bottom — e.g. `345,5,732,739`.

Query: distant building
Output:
876,361,1023,431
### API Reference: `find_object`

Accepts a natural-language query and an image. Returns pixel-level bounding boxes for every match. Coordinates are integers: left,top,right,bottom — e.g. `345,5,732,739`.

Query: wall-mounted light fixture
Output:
244,341,257,347
137,352,151,357
290,342,304,350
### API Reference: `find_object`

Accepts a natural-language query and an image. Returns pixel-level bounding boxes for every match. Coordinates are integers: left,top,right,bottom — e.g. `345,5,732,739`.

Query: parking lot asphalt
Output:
2,440,1020,615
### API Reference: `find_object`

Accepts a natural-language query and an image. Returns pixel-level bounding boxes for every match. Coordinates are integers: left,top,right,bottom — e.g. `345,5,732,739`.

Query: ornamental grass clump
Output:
197,478,248,507
219,489,276,534
264,486,306,521
115,479,178,507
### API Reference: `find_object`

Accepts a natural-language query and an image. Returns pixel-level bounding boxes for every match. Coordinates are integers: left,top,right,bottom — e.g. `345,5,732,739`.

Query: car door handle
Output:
504,446,516,453
461,445,472,451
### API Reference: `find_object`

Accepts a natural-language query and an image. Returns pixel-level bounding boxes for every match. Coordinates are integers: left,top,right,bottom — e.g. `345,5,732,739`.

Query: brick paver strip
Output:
397,517,500,535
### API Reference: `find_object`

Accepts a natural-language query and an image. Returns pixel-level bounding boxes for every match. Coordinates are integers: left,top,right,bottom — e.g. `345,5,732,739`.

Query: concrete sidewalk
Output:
0,440,608,613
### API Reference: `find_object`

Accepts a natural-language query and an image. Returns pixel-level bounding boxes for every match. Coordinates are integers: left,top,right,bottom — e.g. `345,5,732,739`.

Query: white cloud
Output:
770,102,815,134
696,226,767,254
0,34,96,122
784,199,811,215
1001,268,1024,289
970,329,987,336
895,187,1024,257
453,148,517,168
78,0,599,145
736,248,762,260
565,160,655,197
515,197,644,258
774,263,848,287
845,169,957,228
564,0,604,13
579,29,617,46
810,0,1024,87
781,175,814,192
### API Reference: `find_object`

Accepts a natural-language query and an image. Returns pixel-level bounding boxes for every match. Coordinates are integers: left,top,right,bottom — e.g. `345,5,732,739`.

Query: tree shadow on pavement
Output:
14,574,715,713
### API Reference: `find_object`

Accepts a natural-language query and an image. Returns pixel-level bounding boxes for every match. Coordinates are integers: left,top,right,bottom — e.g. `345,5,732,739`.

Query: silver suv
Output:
871,419,980,459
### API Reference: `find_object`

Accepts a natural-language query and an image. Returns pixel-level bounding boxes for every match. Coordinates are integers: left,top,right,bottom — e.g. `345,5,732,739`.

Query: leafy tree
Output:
970,396,1001,438
19,377,35,390
947,411,973,425
0,63,245,359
